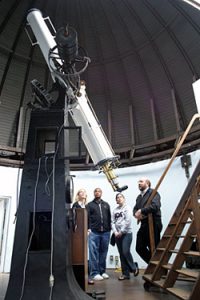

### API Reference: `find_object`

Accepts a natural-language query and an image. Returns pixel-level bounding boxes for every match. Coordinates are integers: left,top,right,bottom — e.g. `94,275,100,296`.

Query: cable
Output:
48,122,64,300
18,121,65,299
14,106,31,224
70,174,74,204
19,157,42,300
48,151,56,300
44,156,53,196
48,46,90,96
19,122,64,300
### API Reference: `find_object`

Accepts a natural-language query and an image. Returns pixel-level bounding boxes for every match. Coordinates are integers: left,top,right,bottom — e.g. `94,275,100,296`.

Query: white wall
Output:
0,149,199,272
0,167,21,272
71,149,200,269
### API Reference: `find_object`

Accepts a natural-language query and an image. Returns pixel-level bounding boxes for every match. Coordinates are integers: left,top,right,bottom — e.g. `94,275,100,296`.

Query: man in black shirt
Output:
87,188,111,280
133,177,162,264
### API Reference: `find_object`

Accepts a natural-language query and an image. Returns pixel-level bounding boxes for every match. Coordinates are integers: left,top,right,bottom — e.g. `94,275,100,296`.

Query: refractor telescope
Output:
26,9,128,192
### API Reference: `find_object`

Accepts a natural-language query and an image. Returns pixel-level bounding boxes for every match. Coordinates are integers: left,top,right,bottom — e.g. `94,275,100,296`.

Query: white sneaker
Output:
93,274,103,281
101,273,109,279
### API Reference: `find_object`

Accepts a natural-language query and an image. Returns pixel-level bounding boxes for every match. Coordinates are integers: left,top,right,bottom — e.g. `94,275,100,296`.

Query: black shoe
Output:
134,262,139,277
143,281,152,291
118,275,130,280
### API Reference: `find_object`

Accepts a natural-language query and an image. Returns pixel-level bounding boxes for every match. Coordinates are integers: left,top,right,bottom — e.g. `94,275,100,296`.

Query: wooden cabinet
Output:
71,208,88,291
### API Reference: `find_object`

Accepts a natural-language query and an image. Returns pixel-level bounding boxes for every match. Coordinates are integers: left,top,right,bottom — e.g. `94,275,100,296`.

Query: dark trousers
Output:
116,233,136,277
136,219,162,264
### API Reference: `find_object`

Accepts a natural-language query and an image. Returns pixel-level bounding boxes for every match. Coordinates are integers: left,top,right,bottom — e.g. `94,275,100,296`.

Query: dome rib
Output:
0,0,200,169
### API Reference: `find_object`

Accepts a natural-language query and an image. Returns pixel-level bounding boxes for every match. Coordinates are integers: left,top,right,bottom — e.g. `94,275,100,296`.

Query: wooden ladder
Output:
143,160,200,300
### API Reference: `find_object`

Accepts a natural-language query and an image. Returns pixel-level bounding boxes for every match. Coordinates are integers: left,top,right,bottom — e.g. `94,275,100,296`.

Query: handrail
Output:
147,113,200,254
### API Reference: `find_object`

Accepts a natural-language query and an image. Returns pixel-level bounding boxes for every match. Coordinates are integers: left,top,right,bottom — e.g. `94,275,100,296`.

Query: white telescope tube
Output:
69,83,117,165
27,9,60,81
26,9,128,192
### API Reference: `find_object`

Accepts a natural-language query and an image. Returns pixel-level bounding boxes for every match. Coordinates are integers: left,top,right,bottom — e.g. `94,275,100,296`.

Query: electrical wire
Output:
18,122,64,299
47,46,90,96
17,120,67,300
19,157,42,300
70,175,74,204
14,106,31,224
48,151,57,299
44,156,53,196
48,123,64,300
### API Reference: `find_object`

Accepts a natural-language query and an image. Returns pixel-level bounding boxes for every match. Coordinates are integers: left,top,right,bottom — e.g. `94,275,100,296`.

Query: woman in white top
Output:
112,193,139,280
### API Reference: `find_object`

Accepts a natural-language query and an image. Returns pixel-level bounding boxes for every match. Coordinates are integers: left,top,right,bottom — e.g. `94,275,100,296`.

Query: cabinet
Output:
72,208,88,291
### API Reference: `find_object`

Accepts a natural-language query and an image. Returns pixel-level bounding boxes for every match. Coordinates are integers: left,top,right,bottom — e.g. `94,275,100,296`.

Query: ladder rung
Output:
143,273,165,288
181,221,192,224
184,251,200,257
177,275,195,282
154,279,165,287
167,287,190,300
176,269,199,279
143,275,169,288
150,260,159,265
169,249,179,253
163,234,186,238
143,274,152,281
169,221,192,226
162,263,172,270
146,167,200,300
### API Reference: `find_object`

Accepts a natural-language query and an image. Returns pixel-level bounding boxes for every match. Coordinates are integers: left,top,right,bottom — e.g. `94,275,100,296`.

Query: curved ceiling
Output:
0,0,200,169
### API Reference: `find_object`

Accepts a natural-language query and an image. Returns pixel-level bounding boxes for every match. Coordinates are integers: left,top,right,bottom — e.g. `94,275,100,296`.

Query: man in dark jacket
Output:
133,177,162,264
87,188,111,280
